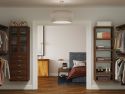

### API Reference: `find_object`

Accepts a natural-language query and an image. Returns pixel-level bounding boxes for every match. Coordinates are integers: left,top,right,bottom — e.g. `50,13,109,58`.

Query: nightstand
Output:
58,68,69,76
58,68,70,84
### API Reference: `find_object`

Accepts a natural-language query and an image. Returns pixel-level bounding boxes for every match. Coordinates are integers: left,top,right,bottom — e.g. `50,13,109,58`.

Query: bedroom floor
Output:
0,77,125,94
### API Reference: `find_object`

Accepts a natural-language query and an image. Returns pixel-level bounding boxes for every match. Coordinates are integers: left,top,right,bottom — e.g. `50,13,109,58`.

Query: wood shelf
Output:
96,38,111,40
96,49,112,51
96,57,111,61
96,72,112,76
95,80,113,82
96,61,112,63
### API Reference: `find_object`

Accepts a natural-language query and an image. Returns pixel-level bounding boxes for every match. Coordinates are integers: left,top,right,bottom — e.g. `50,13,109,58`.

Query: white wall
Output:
42,25,86,76
0,7,125,90
0,7,125,25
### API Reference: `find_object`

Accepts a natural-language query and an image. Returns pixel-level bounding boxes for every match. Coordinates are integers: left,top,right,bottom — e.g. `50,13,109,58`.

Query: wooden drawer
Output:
10,69,29,81
10,56,27,60
10,63,27,69
10,59,27,64
10,76,29,81
10,69,27,76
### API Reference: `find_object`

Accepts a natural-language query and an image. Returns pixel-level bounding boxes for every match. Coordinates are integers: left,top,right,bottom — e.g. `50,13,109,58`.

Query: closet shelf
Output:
96,49,112,51
96,61,112,63
95,80,113,82
96,57,112,61
96,38,111,40
96,72,112,76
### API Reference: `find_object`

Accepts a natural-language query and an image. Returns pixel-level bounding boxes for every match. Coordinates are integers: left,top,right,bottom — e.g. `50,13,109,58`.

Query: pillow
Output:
73,60,86,67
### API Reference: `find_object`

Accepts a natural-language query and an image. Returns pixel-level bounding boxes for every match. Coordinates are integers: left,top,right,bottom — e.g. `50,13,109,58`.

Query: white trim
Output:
0,85,33,90
91,84,125,90
32,22,38,89
32,21,92,89
86,23,93,89
49,73,58,76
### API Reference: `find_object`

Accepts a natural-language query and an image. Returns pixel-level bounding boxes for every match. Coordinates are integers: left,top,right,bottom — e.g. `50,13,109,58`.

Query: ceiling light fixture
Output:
51,0,73,24
51,10,72,24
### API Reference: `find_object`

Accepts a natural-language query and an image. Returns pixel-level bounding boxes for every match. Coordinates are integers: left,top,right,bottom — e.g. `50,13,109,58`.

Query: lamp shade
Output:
51,10,72,24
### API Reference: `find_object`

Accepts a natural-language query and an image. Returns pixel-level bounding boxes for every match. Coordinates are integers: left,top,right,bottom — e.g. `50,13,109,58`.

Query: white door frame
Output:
32,21,93,89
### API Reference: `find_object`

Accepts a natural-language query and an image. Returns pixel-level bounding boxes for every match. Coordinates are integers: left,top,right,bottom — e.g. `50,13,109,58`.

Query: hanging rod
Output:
116,24,125,31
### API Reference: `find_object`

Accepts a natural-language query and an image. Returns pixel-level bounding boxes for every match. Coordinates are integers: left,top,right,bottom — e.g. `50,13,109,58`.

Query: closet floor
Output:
0,77,125,94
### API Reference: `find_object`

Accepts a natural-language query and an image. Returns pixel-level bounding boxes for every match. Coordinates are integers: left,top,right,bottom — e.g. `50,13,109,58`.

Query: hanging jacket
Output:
0,60,4,85
0,30,8,54
0,58,10,86
115,59,122,81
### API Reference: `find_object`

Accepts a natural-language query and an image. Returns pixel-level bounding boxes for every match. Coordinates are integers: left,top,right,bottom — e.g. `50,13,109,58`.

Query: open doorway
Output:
32,21,92,91
36,25,86,90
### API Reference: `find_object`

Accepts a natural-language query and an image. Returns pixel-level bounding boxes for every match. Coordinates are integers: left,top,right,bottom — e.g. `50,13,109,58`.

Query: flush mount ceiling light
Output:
51,10,73,24
51,0,73,24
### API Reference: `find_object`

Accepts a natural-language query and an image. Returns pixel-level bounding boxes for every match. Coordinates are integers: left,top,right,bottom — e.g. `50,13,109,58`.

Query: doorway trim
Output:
32,21,93,89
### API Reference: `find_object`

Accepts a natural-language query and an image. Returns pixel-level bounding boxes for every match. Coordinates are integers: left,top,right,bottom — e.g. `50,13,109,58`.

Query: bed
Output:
67,52,86,83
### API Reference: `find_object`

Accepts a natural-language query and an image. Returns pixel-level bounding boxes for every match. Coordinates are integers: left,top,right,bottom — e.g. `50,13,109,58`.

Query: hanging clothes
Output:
122,63,125,84
115,58,125,84
115,58,122,81
0,30,8,54
0,35,2,48
0,58,10,86
114,30,125,53
0,59,4,85
114,25,125,85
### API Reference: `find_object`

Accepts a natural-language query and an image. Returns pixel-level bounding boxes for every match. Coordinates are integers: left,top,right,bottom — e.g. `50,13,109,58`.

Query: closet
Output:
114,24,125,85
0,24,9,85
9,26,30,81
93,24,125,85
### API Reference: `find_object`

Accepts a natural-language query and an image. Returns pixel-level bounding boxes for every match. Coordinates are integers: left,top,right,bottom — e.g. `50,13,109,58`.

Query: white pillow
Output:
73,60,86,67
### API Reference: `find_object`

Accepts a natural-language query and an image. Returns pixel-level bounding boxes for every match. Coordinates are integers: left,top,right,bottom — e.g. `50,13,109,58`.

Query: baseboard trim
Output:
0,85,33,90
49,73,58,76
90,84,125,90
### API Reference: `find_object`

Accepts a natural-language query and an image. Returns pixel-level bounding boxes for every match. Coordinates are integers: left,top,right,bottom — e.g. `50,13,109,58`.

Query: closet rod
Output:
116,24,125,31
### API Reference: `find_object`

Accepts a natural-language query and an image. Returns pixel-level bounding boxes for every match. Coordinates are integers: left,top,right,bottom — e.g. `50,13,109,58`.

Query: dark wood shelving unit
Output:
94,26,114,82
9,26,30,81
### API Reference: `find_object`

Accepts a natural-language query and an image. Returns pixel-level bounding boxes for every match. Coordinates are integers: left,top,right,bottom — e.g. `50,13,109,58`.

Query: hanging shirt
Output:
0,58,10,86
0,60,4,85
0,35,2,48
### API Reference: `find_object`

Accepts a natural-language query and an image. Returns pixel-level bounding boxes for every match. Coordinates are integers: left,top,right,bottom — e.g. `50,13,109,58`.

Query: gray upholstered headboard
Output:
69,52,86,68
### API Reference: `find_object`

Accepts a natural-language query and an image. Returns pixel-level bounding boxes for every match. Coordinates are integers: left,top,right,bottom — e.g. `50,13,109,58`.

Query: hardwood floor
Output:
0,77,125,94
38,77,86,94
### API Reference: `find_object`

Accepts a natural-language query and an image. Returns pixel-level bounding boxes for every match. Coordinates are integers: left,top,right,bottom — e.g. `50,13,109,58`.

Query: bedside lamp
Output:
58,59,64,68
58,59,68,69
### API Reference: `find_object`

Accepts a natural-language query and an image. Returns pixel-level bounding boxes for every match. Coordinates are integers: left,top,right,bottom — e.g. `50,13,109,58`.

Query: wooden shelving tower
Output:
93,26,114,82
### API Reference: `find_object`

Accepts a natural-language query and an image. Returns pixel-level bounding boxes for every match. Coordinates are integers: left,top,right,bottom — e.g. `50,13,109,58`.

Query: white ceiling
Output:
0,0,125,7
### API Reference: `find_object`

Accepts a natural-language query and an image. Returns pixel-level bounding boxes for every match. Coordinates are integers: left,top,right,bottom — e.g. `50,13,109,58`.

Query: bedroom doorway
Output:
32,21,92,90
36,25,86,88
